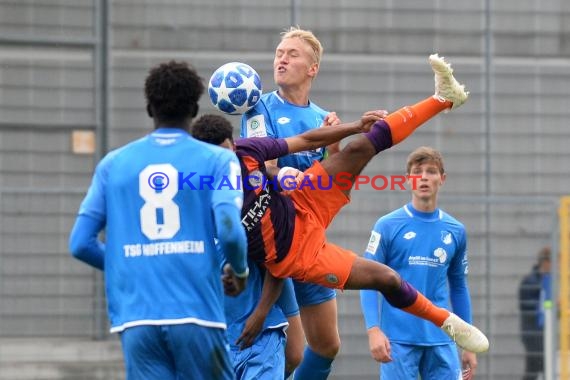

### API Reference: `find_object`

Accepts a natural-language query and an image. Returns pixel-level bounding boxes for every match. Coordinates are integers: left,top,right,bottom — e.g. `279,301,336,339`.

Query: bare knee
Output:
307,334,341,358
381,267,401,290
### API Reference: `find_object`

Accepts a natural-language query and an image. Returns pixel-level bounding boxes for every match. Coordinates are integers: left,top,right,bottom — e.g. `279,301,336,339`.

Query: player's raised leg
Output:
345,257,489,353
320,53,469,197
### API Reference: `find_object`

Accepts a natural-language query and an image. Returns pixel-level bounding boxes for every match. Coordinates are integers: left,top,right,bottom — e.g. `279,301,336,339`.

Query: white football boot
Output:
440,312,490,353
429,53,469,110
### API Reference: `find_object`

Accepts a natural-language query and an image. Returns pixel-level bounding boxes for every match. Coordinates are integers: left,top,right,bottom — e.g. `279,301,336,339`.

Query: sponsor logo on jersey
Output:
408,247,448,267
241,191,271,232
366,231,381,254
403,231,416,240
277,117,291,125
433,247,448,263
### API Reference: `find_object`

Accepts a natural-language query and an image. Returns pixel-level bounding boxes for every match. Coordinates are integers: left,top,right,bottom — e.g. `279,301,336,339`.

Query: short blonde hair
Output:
406,146,445,174
281,26,323,66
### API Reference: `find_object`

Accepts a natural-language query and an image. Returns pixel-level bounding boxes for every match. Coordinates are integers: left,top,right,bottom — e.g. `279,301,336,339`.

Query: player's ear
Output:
146,104,153,118
308,62,319,78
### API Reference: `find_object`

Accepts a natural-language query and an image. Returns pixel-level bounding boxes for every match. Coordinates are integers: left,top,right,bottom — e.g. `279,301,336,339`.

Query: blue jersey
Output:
78,128,243,333
241,90,328,170
224,259,290,348
361,203,472,345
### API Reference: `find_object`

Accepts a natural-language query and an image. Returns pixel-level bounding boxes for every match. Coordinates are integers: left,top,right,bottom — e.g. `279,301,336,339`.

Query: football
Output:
208,62,262,115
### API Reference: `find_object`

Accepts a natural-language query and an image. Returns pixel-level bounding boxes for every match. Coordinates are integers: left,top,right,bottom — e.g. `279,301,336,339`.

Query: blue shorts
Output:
230,329,286,380
120,324,234,380
293,280,336,307
379,342,461,380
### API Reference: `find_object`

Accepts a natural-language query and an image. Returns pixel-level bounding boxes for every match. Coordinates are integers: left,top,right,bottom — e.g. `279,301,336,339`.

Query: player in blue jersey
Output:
360,146,479,380
224,259,299,380
241,26,343,380
198,114,300,380
69,60,248,380
194,52,490,365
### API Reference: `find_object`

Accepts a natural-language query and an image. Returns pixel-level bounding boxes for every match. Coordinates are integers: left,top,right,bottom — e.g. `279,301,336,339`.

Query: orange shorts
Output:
265,161,358,289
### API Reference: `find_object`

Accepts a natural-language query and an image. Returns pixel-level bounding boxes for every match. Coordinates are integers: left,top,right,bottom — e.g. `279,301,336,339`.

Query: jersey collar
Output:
404,202,442,221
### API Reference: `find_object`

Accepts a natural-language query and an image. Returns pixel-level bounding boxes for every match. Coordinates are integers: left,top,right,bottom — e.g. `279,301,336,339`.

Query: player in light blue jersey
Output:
360,147,478,380
69,60,248,380
225,260,299,380
241,26,342,380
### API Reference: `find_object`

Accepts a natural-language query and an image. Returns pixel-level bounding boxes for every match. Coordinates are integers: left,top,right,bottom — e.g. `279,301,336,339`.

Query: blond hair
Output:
281,26,323,66
406,146,445,174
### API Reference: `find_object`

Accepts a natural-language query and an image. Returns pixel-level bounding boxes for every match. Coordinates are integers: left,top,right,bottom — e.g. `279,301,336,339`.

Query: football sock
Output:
363,120,393,154
382,278,417,308
384,279,449,327
293,347,333,380
402,290,449,327
384,95,452,145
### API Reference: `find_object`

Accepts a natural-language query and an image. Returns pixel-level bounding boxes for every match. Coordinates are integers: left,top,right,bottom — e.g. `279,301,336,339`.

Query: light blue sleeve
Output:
211,150,247,275
448,228,472,323
69,214,106,270
78,154,113,221
276,278,299,317
70,153,113,269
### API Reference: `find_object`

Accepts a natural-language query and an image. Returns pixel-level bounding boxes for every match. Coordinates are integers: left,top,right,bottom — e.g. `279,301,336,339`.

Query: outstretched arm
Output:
236,268,284,349
284,110,386,154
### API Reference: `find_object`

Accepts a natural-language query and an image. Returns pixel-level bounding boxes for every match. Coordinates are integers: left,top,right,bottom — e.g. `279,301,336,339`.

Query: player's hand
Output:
367,327,392,362
359,110,389,132
322,112,342,154
322,112,341,127
278,167,312,193
236,309,266,349
461,350,477,379
222,263,247,296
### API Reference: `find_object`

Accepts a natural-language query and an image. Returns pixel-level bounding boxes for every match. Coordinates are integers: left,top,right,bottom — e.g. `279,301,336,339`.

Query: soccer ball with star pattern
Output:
208,62,262,115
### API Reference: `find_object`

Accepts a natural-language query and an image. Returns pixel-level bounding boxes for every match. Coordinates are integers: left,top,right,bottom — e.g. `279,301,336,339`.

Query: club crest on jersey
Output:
325,273,339,285
441,231,452,245
248,170,264,187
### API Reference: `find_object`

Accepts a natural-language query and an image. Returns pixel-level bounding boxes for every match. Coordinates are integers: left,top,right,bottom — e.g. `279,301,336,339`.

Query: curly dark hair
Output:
144,60,205,124
191,114,234,145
